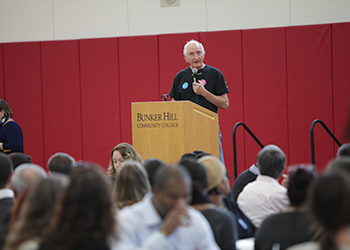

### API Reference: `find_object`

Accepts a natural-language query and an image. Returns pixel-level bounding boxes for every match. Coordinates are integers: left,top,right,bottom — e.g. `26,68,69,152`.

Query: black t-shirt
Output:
169,65,229,113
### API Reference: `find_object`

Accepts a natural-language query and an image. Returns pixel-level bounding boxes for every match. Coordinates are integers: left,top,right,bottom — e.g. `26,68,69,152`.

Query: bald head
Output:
153,165,191,191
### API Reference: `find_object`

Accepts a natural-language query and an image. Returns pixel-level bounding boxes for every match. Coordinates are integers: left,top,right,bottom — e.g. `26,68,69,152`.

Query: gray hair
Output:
11,163,48,195
183,39,205,57
256,145,286,179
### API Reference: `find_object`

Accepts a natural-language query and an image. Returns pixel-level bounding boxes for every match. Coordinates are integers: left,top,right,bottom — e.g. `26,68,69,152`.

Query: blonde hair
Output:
113,160,150,209
107,142,143,178
198,155,225,191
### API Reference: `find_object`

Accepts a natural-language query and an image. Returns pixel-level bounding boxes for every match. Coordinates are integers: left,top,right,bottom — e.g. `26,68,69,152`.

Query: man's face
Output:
153,178,191,219
185,43,205,70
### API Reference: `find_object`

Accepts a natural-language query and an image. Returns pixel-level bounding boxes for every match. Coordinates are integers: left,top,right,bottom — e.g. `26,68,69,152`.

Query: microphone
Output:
192,68,198,83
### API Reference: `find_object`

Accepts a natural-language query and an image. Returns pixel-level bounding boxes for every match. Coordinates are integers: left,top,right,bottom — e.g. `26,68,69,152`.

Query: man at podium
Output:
169,39,229,164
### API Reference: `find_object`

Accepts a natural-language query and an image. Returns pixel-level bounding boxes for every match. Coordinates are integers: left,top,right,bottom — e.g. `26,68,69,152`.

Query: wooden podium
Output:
132,101,219,164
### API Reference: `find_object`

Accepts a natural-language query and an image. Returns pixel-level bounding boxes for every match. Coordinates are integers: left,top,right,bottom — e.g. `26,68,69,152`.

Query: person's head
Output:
179,159,208,196
287,167,316,207
0,152,13,188
337,143,350,158
256,145,286,179
198,155,226,195
8,153,31,170
142,158,167,187
47,152,75,175
5,176,69,250
152,165,192,219
0,99,13,119
113,160,151,209
11,163,48,195
183,39,205,70
41,164,116,249
107,142,143,178
309,171,350,250
327,157,350,176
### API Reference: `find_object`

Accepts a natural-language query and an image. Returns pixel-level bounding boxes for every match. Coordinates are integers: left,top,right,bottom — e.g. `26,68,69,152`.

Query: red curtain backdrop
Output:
1,23,349,182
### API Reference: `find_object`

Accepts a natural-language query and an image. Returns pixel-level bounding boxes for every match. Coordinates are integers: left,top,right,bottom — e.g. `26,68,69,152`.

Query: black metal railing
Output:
310,119,342,168
232,122,264,180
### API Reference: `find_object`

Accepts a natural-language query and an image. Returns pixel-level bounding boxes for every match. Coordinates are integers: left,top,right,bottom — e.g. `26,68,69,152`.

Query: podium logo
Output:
137,112,178,121
136,112,179,129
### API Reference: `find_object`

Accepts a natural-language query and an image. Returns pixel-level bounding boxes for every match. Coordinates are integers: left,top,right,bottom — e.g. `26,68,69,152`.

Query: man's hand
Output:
160,202,190,236
192,80,207,96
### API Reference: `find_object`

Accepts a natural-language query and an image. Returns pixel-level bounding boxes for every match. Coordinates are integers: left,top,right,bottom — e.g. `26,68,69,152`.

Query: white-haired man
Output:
169,39,229,164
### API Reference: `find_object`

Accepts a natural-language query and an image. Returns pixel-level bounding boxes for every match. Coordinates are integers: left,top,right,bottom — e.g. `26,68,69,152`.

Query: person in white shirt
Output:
113,165,220,250
237,145,289,228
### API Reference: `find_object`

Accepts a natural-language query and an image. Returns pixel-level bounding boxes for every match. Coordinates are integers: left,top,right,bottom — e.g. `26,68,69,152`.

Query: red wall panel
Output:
118,36,160,145
0,44,4,99
79,38,120,169
200,30,244,182
242,27,289,169
332,23,350,144
287,24,334,171
3,42,45,167
159,32,199,97
41,41,82,164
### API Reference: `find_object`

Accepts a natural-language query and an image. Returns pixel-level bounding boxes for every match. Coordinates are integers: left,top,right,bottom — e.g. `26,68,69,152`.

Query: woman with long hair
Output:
4,175,69,250
113,160,150,209
107,142,143,180
40,164,117,250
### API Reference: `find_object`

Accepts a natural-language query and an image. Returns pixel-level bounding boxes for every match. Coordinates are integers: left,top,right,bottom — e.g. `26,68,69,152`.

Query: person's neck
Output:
285,205,307,212
208,194,222,207
151,197,165,220
191,64,205,70
192,203,214,211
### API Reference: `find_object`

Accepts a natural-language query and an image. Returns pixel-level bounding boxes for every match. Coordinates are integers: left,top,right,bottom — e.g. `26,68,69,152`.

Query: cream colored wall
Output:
0,0,350,43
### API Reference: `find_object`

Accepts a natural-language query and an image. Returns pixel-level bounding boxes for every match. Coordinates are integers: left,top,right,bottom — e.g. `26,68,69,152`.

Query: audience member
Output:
4,175,69,250
198,155,256,239
113,160,150,209
287,171,350,250
237,145,289,228
327,157,350,174
255,167,317,250
231,163,259,201
180,159,238,250
10,164,48,196
337,143,350,158
0,153,14,219
107,142,143,181
8,153,31,170
47,152,75,175
40,164,117,250
142,158,167,187
114,165,219,249
0,163,47,249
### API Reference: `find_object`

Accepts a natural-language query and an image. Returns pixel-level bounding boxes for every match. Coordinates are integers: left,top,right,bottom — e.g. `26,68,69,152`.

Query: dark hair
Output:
0,99,13,118
309,172,350,250
257,145,286,179
5,177,68,250
0,152,13,188
153,165,191,191
287,168,316,206
327,157,350,175
8,153,31,170
142,158,167,187
180,151,210,162
41,164,117,249
337,143,350,158
47,152,75,175
179,159,207,194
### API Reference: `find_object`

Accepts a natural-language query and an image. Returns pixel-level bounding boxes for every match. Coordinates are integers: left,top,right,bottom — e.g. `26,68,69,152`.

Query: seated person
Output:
255,167,318,250
113,165,219,250
237,145,289,228
180,158,238,250
231,163,259,201
113,160,150,209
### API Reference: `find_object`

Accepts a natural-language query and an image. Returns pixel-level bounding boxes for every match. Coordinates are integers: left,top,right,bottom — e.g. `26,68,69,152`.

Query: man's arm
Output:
192,81,229,110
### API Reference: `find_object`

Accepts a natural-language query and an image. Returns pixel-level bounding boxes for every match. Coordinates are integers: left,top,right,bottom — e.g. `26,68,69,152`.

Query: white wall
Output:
0,0,350,43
